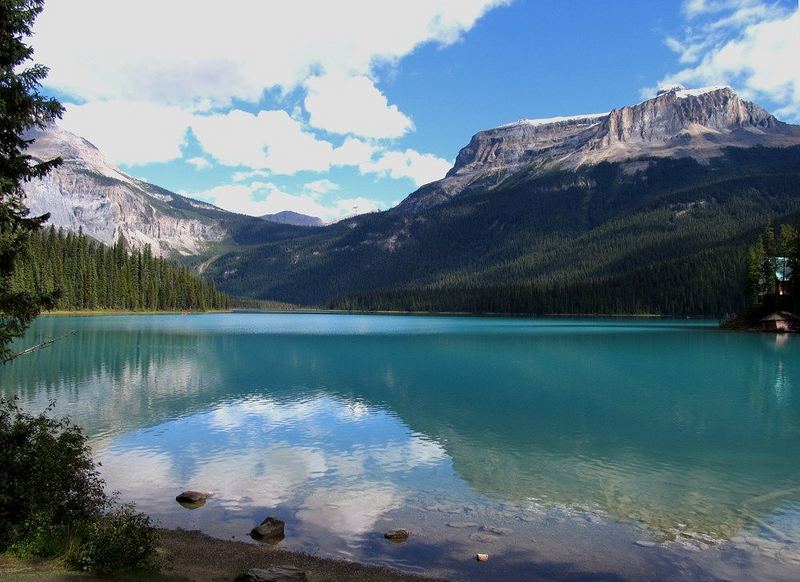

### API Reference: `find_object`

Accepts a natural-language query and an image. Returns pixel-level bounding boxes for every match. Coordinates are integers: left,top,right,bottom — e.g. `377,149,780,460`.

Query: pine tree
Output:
0,0,63,361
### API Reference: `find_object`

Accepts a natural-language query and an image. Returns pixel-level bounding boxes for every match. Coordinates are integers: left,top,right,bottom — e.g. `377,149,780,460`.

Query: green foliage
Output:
66,504,158,576
0,396,105,546
11,226,229,311
0,397,158,575
0,0,63,359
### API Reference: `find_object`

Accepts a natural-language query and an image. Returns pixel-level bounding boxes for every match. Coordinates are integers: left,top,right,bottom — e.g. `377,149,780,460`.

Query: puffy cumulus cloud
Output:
658,1,800,121
305,74,413,138
191,110,336,174
187,182,383,222
33,0,500,186
60,101,191,166
331,137,379,167
33,1,508,108
363,149,453,187
186,156,212,170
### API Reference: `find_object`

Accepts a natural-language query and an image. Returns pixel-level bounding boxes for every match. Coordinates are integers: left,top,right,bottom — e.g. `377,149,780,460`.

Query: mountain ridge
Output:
22,125,308,257
261,210,324,227
18,87,800,315
398,86,800,213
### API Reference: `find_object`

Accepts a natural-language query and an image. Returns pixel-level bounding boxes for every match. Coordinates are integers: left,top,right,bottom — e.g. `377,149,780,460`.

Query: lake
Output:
2,313,800,580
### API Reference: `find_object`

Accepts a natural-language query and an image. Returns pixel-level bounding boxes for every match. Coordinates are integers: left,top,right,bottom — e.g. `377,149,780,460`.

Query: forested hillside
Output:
206,147,800,316
11,226,228,311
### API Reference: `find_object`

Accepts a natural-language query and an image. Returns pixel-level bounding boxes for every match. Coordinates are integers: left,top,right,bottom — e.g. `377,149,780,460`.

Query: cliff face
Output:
23,126,227,257
399,86,800,212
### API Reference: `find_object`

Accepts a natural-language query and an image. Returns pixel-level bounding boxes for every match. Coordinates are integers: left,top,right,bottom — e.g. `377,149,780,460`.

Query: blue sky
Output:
32,0,800,221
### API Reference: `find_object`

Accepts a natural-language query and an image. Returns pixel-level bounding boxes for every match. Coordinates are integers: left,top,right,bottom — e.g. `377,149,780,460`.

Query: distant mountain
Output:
399,86,800,212
22,88,800,316
202,87,800,315
22,125,307,257
261,211,324,227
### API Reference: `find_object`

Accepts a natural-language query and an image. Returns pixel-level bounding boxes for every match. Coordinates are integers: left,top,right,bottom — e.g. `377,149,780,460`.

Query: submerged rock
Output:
481,525,513,536
175,490,213,509
250,517,285,543
384,529,410,542
470,533,499,544
447,521,479,529
234,566,307,582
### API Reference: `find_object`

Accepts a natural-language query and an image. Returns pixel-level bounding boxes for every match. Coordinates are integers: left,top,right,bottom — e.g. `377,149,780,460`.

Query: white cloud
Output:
232,169,270,182
332,137,379,167
659,1,800,121
303,179,340,195
363,149,453,186
186,156,212,170
60,101,191,166
33,0,501,182
33,1,508,109
191,110,335,174
305,74,413,138
188,182,383,222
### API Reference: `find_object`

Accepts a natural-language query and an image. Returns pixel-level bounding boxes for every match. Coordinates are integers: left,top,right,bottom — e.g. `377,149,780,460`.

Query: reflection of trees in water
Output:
2,318,800,541
0,319,223,437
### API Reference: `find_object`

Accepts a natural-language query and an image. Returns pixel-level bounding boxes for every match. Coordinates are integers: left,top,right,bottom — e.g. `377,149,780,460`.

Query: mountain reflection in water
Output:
2,314,800,546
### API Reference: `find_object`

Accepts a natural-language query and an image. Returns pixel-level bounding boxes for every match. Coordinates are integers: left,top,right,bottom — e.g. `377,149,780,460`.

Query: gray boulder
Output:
250,517,285,543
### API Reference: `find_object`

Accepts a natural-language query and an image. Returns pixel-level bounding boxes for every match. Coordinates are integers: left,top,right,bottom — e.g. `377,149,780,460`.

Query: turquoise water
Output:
2,314,800,580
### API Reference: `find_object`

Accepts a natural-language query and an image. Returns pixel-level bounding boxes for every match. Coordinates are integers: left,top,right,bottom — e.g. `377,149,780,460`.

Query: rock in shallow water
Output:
234,566,307,582
447,521,479,529
175,490,213,509
384,529,410,542
250,517,286,543
481,525,513,536
476,553,489,562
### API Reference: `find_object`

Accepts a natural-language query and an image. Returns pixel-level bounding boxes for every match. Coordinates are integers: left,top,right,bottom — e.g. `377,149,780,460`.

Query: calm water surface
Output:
2,314,800,580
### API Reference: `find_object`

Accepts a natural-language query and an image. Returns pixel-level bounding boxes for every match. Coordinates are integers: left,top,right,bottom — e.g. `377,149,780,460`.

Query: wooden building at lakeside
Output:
761,311,799,332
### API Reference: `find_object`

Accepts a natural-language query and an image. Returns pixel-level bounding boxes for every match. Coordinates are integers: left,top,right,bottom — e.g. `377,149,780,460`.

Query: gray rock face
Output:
399,86,800,212
22,125,227,257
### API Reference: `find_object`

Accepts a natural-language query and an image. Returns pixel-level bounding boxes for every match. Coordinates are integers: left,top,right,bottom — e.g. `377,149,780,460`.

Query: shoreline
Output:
0,529,441,581
156,528,440,581
41,308,711,320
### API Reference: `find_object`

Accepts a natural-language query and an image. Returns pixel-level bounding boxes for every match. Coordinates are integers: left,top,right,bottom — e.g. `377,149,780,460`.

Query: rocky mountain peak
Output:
399,86,800,213
22,125,228,256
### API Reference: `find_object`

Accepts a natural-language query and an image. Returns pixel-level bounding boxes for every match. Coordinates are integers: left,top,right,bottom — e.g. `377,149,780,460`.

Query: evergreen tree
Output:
12,227,230,311
0,0,63,361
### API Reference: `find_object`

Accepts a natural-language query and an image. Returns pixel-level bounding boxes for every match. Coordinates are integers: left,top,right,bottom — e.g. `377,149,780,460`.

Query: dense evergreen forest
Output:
11,226,229,311
206,147,800,316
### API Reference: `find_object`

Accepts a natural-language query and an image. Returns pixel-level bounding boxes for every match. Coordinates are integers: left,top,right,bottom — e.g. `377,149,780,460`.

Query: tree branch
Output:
1,331,75,364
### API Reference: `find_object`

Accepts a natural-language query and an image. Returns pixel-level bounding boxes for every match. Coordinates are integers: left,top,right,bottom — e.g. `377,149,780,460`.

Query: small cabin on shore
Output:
761,311,799,332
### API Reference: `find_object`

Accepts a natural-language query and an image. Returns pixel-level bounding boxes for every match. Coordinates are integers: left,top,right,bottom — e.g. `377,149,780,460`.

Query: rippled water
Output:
2,314,800,580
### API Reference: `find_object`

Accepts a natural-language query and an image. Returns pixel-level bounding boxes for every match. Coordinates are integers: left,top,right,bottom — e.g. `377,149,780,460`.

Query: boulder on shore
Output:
250,517,286,543
234,566,307,582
